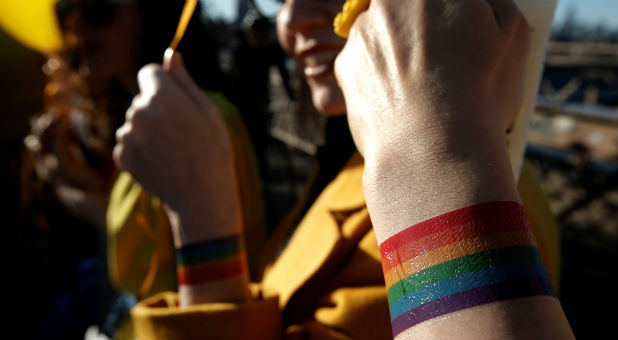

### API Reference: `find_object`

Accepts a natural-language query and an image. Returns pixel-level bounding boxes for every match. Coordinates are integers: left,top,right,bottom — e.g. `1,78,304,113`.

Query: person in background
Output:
26,0,266,338
27,0,229,229
114,0,573,338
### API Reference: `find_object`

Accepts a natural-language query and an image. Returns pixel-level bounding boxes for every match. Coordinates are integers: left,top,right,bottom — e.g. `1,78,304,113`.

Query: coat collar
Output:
262,152,367,308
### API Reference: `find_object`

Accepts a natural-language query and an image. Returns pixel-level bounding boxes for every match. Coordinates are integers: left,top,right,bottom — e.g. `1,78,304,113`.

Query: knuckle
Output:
138,63,160,78
115,125,127,143
125,105,136,122
129,94,142,110
115,123,141,151
148,90,165,106
129,107,148,126
112,144,126,169
122,129,138,148
138,64,166,91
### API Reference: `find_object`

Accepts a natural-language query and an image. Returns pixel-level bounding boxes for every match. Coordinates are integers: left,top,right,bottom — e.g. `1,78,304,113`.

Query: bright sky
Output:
554,0,618,28
202,0,618,30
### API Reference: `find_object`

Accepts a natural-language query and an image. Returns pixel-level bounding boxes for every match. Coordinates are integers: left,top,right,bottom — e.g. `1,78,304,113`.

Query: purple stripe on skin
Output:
390,277,554,337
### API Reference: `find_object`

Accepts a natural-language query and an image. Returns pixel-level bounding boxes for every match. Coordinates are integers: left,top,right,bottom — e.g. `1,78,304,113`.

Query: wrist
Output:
380,201,555,337
362,127,520,243
165,203,242,248
176,234,251,305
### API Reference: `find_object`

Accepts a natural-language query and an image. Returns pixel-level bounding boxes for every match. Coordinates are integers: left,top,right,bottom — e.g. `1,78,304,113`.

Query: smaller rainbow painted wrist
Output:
176,235,246,286
381,201,554,337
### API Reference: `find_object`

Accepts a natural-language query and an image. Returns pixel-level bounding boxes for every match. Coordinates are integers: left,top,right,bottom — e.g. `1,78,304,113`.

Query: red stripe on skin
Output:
380,201,531,273
177,253,246,285
383,231,537,289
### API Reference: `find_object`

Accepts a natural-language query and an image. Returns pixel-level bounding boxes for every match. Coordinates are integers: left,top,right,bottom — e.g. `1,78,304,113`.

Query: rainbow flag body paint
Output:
380,201,554,337
176,235,246,285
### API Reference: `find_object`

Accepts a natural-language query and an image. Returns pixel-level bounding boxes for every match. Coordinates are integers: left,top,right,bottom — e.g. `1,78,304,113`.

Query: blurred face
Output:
55,0,142,81
277,0,347,115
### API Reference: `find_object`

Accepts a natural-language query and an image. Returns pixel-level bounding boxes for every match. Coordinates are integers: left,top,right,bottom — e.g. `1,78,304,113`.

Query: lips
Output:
301,49,340,79
303,50,340,67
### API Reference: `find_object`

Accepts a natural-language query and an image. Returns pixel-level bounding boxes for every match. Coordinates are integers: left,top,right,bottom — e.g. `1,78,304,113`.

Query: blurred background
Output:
1,0,616,339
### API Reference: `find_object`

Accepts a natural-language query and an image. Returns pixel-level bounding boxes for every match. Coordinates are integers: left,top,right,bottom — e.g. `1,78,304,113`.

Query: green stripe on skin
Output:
176,242,241,266
387,245,543,304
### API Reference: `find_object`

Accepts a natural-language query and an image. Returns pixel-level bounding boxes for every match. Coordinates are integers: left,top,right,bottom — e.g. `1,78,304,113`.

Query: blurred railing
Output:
536,97,618,124
529,40,617,222
545,41,618,68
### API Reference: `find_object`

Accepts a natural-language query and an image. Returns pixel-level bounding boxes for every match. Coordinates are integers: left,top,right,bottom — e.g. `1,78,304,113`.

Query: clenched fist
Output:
114,52,241,244
334,0,531,241
335,0,530,161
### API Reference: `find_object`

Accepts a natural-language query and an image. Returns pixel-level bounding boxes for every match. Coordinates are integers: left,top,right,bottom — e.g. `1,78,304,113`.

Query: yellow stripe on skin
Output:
383,231,536,290
334,0,370,38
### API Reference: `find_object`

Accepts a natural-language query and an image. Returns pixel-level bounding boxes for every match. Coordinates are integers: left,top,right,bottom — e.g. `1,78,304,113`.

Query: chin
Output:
309,82,347,116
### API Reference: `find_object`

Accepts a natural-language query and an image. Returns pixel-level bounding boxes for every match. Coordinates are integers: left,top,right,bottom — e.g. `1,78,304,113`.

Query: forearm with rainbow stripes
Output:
380,201,555,337
176,235,247,286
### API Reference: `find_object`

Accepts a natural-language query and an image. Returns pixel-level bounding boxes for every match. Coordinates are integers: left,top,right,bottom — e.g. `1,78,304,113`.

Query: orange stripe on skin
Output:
384,231,536,290
177,252,246,285
381,217,531,274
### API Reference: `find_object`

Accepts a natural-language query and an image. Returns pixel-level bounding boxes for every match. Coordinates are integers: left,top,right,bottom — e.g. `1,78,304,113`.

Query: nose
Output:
279,0,330,33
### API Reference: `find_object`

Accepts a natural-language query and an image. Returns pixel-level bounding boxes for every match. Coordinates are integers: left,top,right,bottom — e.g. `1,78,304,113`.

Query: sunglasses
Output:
55,0,136,29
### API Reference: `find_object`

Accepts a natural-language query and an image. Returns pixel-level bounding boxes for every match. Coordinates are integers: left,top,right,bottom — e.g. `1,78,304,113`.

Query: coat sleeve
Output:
129,219,392,340
306,229,392,339
131,285,282,340
308,286,391,339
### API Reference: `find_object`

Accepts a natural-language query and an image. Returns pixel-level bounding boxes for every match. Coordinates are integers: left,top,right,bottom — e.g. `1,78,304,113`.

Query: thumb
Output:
164,49,216,111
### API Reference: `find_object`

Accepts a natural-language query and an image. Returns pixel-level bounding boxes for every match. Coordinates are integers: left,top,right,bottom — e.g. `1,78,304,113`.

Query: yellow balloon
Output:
0,0,63,52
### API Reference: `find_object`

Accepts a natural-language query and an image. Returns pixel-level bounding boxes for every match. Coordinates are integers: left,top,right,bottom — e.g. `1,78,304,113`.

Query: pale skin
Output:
113,0,574,337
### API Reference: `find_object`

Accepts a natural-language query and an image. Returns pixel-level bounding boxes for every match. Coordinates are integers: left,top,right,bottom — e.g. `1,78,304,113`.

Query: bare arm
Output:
335,0,573,338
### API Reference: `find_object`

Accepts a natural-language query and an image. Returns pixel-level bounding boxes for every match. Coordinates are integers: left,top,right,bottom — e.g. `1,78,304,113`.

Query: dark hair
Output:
136,0,227,92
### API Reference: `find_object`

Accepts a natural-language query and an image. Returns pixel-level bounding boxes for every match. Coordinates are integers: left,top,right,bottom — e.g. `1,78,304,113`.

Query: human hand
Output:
335,0,530,162
335,0,531,241
114,52,241,245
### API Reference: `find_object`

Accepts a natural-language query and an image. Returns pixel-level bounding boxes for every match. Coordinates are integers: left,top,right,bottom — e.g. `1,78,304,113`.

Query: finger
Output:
125,94,142,122
137,63,169,97
137,60,200,114
486,0,528,33
163,47,174,69
113,123,134,171
165,51,217,111
112,143,125,170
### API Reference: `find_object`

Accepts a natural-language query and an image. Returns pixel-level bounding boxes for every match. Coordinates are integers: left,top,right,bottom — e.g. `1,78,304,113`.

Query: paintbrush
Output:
164,0,198,67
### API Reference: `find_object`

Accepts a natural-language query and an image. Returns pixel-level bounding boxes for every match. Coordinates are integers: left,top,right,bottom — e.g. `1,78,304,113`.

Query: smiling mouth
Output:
302,50,340,79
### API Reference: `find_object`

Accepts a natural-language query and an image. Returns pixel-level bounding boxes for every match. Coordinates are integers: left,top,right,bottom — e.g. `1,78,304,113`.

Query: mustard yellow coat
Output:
131,153,560,340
